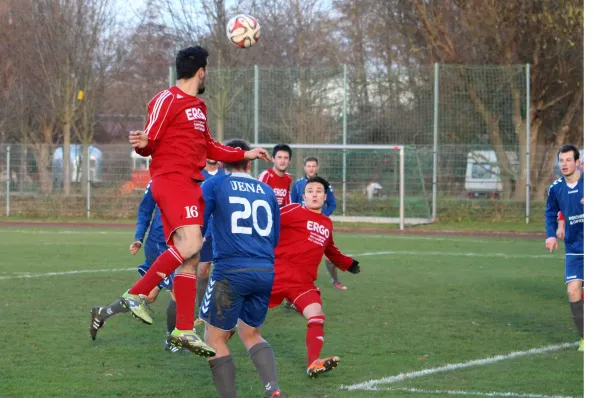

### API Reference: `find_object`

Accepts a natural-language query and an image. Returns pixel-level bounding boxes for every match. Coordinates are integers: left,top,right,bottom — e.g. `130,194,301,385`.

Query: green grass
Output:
0,227,582,398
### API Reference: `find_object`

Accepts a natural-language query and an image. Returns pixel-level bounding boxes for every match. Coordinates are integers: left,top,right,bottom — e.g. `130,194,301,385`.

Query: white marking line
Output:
0,229,130,235
0,249,553,282
0,268,137,280
355,251,554,259
341,342,578,391
365,386,576,398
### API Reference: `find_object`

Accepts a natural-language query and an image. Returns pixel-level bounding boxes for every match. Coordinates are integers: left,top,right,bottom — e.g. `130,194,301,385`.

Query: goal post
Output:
250,143,434,230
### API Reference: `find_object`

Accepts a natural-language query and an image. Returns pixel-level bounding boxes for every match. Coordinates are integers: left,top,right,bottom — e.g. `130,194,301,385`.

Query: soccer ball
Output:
226,14,260,48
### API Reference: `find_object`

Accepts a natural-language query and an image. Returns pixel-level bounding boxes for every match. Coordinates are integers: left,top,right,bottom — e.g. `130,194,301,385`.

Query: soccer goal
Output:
251,144,434,230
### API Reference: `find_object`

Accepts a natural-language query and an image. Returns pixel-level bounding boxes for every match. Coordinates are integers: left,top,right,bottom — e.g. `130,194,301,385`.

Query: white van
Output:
464,150,518,196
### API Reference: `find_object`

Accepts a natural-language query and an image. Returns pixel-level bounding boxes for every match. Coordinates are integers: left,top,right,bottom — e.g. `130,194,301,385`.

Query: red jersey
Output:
135,86,245,181
274,204,353,285
258,168,292,207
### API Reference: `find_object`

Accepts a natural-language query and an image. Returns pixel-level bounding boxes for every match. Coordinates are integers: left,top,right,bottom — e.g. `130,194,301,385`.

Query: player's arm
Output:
544,186,560,252
324,235,357,273
323,185,337,217
205,128,270,163
557,211,566,240
133,90,175,156
134,182,156,244
290,180,299,204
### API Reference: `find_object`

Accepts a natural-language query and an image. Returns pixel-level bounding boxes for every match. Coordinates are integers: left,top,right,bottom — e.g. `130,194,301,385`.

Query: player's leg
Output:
89,259,157,340
293,289,339,377
168,248,215,357
565,255,584,351
325,259,347,290
122,174,204,325
237,272,282,398
202,270,245,398
195,254,212,328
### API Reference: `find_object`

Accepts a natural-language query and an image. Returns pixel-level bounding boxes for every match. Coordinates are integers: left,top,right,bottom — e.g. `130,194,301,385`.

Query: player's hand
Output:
129,130,148,149
244,147,271,162
130,241,142,255
556,226,565,240
581,197,584,205
545,237,558,252
347,260,360,274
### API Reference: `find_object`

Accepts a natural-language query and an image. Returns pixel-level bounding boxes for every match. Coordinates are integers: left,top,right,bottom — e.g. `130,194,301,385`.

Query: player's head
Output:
223,139,251,172
176,46,209,95
303,156,319,177
303,176,329,211
206,159,217,166
557,144,580,177
272,144,292,172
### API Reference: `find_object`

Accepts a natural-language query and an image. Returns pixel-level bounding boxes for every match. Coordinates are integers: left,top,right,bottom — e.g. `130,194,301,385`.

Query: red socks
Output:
306,315,325,366
174,272,197,331
129,247,184,295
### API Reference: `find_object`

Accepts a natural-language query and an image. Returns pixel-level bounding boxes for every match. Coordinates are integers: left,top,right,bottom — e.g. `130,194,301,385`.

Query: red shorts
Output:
151,172,204,246
268,283,322,314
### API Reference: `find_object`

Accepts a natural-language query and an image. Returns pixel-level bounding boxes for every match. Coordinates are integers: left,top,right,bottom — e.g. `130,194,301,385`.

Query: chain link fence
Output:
0,64,562,223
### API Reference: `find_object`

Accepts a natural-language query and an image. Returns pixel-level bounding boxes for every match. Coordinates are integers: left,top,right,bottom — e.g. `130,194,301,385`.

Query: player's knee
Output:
567,282,583,302
173,226,203,258
198,262,211,278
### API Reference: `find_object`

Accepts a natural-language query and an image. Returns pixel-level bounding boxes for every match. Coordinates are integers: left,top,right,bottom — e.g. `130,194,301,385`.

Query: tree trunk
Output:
62,119,71,195
216,117,224,143
31,144,53,195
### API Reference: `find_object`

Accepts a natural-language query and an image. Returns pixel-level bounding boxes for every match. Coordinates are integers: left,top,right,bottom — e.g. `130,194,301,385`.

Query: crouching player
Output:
199,139,283,398
269,176,361,377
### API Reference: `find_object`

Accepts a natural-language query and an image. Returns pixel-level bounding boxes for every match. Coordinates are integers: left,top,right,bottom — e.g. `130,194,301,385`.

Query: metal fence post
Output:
342,64,348,216
432,63,440,222
6,146,10,217
526,63,531,224
87,148,91,218
400,146,405,230
253,65,260,178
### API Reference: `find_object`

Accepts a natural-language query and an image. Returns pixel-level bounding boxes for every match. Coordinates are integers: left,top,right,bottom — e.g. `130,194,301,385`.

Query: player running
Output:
110,46,269,357
271,176,360,377
544,144,584,352
290,156,346,291
258,144,293,207
89,181,179,353
199,139,283,398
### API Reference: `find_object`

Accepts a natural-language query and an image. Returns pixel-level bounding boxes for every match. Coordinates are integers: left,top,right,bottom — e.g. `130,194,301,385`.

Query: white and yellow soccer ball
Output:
226,14,261,49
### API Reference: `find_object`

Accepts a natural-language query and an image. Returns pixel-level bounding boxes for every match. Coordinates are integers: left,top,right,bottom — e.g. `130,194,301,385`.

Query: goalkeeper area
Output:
0,225,582,397
252,144,434,229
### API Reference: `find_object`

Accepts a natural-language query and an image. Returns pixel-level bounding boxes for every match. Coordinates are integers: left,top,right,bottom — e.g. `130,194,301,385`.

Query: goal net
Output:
251,144,433,229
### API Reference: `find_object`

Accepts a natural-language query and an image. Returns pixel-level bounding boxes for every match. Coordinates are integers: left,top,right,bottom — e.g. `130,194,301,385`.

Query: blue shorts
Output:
564,255,584,284
199,236,213,263
199,267,274,331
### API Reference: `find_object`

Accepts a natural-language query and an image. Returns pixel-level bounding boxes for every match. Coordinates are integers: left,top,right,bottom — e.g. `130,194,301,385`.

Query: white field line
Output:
0,250,555,282
355,251,555,259
340,342,578,392
362,386,577,398
0,268,137,280
0,229,537,245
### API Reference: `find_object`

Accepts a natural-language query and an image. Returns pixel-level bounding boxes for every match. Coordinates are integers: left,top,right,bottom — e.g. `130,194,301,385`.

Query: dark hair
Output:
304,176,329,193
176,46,209,80
222,139,250,171
303,156,318,165
558,144,580,161
272,144,292,159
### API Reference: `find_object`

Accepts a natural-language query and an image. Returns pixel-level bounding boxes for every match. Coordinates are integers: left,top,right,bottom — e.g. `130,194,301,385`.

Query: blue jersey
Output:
545,174,584,254
202,172,280,270
201,166,227,239
134,181,167,256
290,176,337,216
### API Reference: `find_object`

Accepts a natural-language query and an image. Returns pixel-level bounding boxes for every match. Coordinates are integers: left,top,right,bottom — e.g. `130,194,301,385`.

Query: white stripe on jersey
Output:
145,90,174,140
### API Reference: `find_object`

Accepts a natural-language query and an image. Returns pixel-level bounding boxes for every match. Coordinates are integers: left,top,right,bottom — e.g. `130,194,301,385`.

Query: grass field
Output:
0,226,583,398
